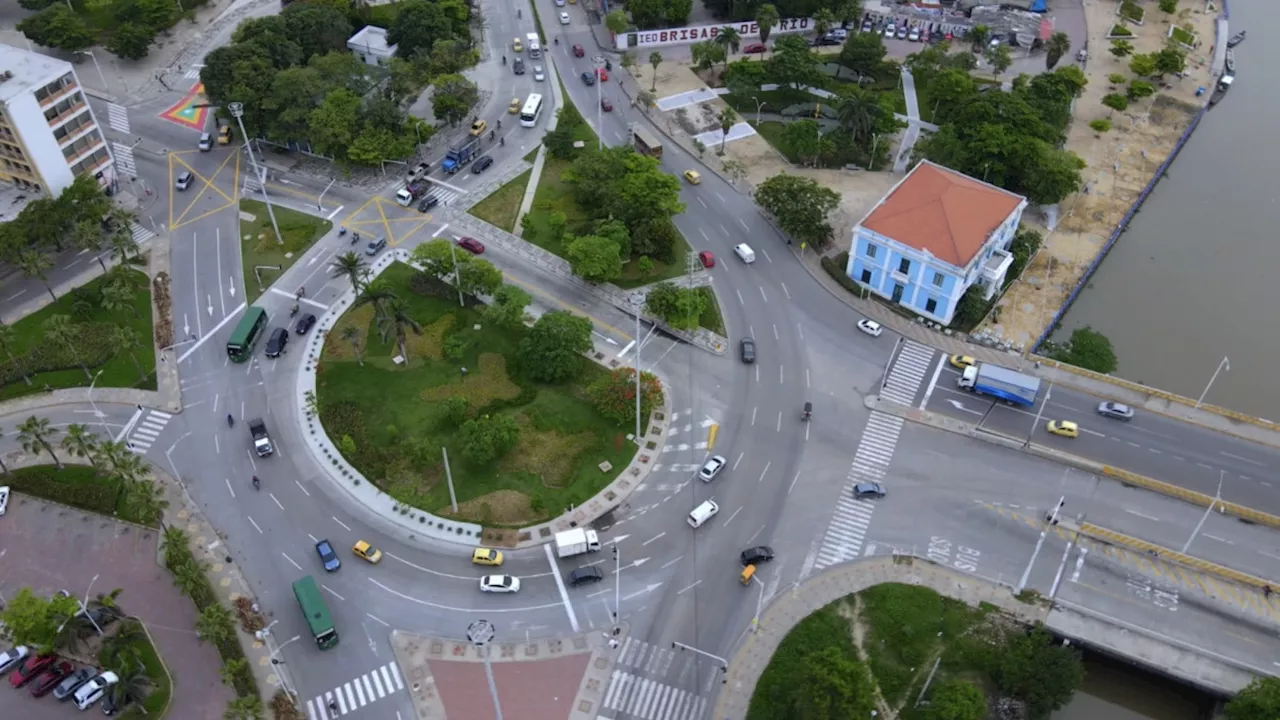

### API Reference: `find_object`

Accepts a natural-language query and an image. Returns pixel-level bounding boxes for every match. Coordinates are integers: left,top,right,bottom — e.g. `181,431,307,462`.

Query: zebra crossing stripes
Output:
130,222,155,246
617,636,675,675
125,410,171,453
305,661,404,719
105,102,130,134
813,413,905,570
880,340,936,405
603,670,707,720
426,186,464,207
111,141,136,177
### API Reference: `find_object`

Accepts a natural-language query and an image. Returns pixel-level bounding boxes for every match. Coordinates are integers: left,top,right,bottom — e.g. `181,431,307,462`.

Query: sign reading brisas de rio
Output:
622,17,814,49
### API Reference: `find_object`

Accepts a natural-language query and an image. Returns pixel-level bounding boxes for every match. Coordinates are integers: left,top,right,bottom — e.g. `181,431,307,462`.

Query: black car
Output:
264,327,289,358
295,313,316,335
739,338,756,364
513,57,525,74
472,156,494,174
568,566,604,586
741,546,774,566
581,71,596,86
53,667,95,701
417,194,439,212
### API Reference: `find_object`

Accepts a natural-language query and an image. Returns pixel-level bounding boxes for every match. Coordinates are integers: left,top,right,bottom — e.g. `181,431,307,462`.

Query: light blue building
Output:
845,160,1027,325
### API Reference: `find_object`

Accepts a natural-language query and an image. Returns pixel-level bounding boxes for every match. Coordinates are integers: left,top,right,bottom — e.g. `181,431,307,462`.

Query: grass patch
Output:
239,199,333,304
750,120,801,164
469,169,532,233
0,269,154,402
748,603,857,719
696,287,725,334
1119,0,1145,22
523,147,540,163
4,465,159,527
1170,26,1197,47
317,262,637,528
113,627,171,718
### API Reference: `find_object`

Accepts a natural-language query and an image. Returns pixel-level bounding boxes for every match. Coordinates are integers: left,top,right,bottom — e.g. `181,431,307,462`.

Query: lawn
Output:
748,602,859,720
469,168,532,233
316,263,638,532
0,268,155,401
238,199,333,303
112,628,172,718
696,287,725,334
3,465,160,527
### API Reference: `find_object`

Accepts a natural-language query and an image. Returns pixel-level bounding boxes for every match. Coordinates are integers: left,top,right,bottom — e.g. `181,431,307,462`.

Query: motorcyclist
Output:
251,475,260,490
502,55,507,65
227,414,234,427
489,130,496,141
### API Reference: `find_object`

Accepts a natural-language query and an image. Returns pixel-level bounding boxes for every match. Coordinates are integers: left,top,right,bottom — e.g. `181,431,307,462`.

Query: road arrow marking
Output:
228,278,236,297
182,314,190,337
623,583,662,601
608,534,630,546
945,399,983,415
207,294,213,316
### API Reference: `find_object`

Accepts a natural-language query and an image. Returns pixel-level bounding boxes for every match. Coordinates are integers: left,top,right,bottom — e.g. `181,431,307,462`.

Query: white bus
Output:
520,94,544,128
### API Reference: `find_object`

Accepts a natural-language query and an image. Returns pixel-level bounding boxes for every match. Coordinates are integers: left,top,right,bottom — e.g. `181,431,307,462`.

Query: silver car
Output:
698,455,727,482
1097,401,1135,421
853,482,886,499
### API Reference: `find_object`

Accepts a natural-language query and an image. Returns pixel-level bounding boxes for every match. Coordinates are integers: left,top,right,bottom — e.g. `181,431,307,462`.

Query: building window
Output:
864,243,877,259
926,298,937,313
891,284,904,302
932,272,944,288
860,269,871,284
897,258,910,275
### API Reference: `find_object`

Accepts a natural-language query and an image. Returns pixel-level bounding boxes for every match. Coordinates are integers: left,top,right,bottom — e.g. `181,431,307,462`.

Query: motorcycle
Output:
252,475,260,490
227,414,234,428
339,227,347,237
351,231,360,246
802,401,812,421
289,303,300,317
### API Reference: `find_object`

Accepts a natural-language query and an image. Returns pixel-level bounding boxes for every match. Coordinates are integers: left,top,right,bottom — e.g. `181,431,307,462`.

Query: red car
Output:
698,251,715,268
596,68,608,82
743,42,767,54
601,97,614,112
28,660,73,697
457,237,485,254
9,654,57,688
572,44,585,58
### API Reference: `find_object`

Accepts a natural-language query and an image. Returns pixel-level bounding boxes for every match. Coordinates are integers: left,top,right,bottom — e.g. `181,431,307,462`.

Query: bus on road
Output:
520,93,544,128
293,576,338,649
226,306,268,362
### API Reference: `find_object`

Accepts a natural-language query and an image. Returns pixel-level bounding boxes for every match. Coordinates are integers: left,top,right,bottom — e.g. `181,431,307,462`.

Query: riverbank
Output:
977,0,1220,350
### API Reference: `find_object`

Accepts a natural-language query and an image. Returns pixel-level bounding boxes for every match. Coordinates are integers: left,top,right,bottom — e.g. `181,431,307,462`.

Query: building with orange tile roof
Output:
845,160,1027,325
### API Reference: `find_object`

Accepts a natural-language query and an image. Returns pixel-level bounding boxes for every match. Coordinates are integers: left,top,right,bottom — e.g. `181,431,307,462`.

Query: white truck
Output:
554,528,601,558
526,32,542,58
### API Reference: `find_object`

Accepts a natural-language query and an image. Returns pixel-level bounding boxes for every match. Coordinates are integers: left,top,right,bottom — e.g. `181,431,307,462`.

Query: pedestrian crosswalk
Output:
125,410,171,454
105,102,129,134
111,141,136,177
880,340,937,406
603,670,708,720
812,412,904,570
183,65,204,80
305,662,404,719
129,222,155,246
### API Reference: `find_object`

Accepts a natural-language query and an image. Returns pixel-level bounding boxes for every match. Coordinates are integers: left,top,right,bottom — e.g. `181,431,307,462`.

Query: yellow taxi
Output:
513,37,523,52
470,119,488,137
683,169,702,185
472,548,504,566
509,98,521,114
949,354,976,369
1046,420,1079,439
352,540,382,563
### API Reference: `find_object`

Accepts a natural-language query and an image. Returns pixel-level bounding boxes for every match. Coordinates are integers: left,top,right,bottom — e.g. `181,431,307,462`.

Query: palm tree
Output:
100,280,134,318
969,24,991,53
717,106,738,154
714,26,741,59
17,415,61,468
101,619,146,666
195,604,236,646
107,661,154,710
378,298,423,363
108,232,142,269
634,90,655,111
88,588,126,627
93,439,130,478
44,314,94,381
110,327,149,383
71,218,108,272
161,526,191,568
648,51,662,91
756,4,780,53
0,321,31,386
353,281,398,330
329,251,369,295
220,657,249,687
171,558,208,599
61,424,100,465
18,249,56,301
813,8,835,39
124,477,168,527
1045,31,1071,70
836,88,879,142
224,695,264,720
340,326,364,366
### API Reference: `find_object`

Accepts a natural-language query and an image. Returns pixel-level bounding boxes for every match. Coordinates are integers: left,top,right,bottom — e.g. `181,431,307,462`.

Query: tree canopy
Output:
755,173,841,248
518,311,592,383
1225,677,1280,720
1047,326,1118,374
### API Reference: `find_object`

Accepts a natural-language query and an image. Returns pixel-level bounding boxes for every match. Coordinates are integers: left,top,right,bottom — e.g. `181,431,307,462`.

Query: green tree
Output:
484,285,532,330
994,628,1085,718
1127,79,1156,101
348,126,416,167
432,74,480,126
1044,31,1071,70
44,313,94,381
330,251,369,294
644,283,707,331
281,3,353,61
518,311,592,383
1158,0,1178,12
812,8,835,39
766,35,821,90
458,414,520,464
628,0,666,29
779,119,822,166
456,257,503,298
224,694,264,720
1225,677,1280,720
123,476,168,526
714,26,742,61
339,326,364,366
950,285,991,331
111,326,150,383
18,249,56,301
195,603,236,646
665,0,692,25
220,657,250,687
1089,118,1112,133
17,5,95,51
838,31,887,78
631,218,680,263
440,395,469,426
566,235,624,283
388,0,462,59
587,367,664,424
691,41,726,73
787,646,875,718
928,678,987,720
1153,47,1186,76
754,173,840,248
835,87,879,142
1006,227,1043,282
1128,52,1157,77
171,558,209,600
986,44,1013,78
106,22,155,60
755,4,780,50
308,88,363,160
60,424,99,465
968,24,991,52
1110,39,1134,58
377,299,423,363
1047,326,1118,374
0,321,30,387
605,9,629,35
1101,92,1129,116
410,238,459,281
0,588,81,653
717,106,738,154
100,619,145,666
18,415,61,468
106,661,155,712
648,51,663,91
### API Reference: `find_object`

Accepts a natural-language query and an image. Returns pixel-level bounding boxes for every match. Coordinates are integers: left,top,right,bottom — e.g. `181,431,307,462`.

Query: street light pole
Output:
671,641,729,683
87,369,109,435
1024,383,1053,449
1196,356,1229,409
596,59,605,151
228,101,284,246
447,240,464,308
752,96,766,125
1183,470,1225,553
630,292,643,442
1016,496,1065,593
259,629,301,698
317,177,336,212
76,51,108,92
612,544,621,631
468,620,504,720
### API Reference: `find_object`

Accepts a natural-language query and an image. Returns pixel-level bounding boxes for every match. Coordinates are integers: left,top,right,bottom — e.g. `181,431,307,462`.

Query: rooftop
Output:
348,25,398,56
0,45,72,105
860,160,1024,267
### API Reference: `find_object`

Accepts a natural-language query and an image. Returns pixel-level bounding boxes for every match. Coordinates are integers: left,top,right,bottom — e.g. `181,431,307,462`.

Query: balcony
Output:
980,248,1013,285
46,99,89,130
37,80,79,109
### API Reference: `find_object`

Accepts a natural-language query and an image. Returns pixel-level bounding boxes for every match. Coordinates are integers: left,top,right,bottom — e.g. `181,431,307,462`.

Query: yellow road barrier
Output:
1077,522,1278,592
1101,466,1280,530
707,423,719,450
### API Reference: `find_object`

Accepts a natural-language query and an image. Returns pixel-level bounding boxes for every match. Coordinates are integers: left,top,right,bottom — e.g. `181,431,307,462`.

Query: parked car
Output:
0,486,8,516
73,671,118,711
28,660,73,697
294,313,316,335
896,25,908,39
1097,402,1135,421
741,546,775,565
9,653,55,687
856,319,883,337
908,28,920,42
264,327,288,358
472,155,495,174
861,20,872,32
743,42,767,54
52,666,95,701
580,71,596,86
480,575,521,593
853,482,887,499
698,455,727,481
883,25,896,39
457,237,485,254
315,539,341,571
568,566,605,586
740,338,756,364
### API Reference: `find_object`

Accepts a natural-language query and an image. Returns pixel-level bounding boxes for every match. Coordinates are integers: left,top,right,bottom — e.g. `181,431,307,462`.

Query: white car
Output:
0,485,8,516
908,28,920,42
0,645,29,674
555,0,565,4
480,575,521,593
857,319,883,337
533,66,545,81
559,11,570,24
698,455,727,482
883,25,896,39
74,671,118,710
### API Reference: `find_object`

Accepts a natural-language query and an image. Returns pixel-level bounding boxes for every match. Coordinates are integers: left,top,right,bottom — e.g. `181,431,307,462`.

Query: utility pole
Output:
468,620,504,720
630,292,644,441
1016,496,1065,594
671,641,729,683
228,102,283,246
1183,470,1225,552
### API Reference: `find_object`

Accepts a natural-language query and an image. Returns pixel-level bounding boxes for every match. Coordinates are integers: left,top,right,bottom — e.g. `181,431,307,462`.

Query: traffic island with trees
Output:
238,200,334,304
316,254,656,539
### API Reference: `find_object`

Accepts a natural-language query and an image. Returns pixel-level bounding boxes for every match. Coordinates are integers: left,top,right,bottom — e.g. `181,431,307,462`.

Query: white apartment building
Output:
0,45,114,197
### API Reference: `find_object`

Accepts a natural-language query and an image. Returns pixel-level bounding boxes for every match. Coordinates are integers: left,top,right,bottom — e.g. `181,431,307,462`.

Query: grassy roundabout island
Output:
316,258,658,537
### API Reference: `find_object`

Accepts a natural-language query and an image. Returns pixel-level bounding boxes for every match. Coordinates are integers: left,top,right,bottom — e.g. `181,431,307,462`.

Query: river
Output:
1051,652,1216,720
1053,0,1278,419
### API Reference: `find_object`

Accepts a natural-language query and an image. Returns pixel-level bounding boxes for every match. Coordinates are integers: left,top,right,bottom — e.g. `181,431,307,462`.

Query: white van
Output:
734,243,756,264
688,499,719,528
527,32,542,58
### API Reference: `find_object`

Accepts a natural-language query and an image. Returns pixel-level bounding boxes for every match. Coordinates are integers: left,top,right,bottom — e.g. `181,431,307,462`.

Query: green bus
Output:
293,576,339,649
227,306,268,362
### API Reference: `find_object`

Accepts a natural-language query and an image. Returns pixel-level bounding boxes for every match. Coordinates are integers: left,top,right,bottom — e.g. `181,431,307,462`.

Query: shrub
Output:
1118,1,1144,22
153,272,173,349
587,367,664,425
1089,118,1112,133
271,690,306,720
1109,24,1133,36
0,322,119,386
821,252,870,299
2,465,117,515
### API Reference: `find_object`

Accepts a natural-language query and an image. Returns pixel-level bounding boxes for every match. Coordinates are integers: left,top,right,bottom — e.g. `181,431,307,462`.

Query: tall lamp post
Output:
257,625,301,698
75,51,108,92
612,544,621,632
227,101,283,246
468,620,504,720
630,292,644,442
87,369,109,435
1196,356,1229,409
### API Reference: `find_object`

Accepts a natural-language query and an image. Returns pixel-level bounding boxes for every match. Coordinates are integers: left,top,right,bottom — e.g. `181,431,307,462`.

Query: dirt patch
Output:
442,489,537,525
500,415,598,487
837,597,897,719
419,352,522,405
323,304,376,359
405,313,455,360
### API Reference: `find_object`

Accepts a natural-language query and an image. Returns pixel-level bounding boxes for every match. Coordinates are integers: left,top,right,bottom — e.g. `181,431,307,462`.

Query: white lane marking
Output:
676,580,701,595
724,506,743,526
642,532,665,546
368,578,567,612
327,205,344,220
757,461,771,483
367,613,390,627
1124,509,1160,522
247,516,263,534
295,480,311,496
270,493,284,510
1203,534,1234,545
333,516,352,532
788,471,800,494
224,478,235,498
323,584,346,601
385,551,547,579
282,553,302,571
660,555,683,570
545,542,581,632
178,301,245,364
1220,451,1266,467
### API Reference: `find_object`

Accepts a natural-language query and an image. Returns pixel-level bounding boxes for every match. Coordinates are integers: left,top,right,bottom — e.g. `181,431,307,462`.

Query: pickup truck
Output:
958,364,1041,407
442,138,480,173
396,182,429,206
248,418,274,457
554,528,601,558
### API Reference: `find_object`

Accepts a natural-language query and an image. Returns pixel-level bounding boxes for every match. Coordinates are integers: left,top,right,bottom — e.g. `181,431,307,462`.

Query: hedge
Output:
0,322,118,386
821,252,870,299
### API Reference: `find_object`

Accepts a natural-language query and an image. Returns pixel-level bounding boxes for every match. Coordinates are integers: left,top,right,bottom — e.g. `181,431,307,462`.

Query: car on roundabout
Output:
1097,402,1135,421
469,119,488,137
683,169,702,185
1046,420,1079,438
568,566,604,586
472,548,505,566
856,319,883,337
315,539,341,571
698,455,727,481
480,575,521,593
739,337,756,364
741,546,774,565
352,540,382,563
949,354,975,369
853,482,887,499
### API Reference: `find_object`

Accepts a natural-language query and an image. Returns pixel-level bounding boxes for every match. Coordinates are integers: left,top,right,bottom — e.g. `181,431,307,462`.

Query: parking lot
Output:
0,493,231,718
